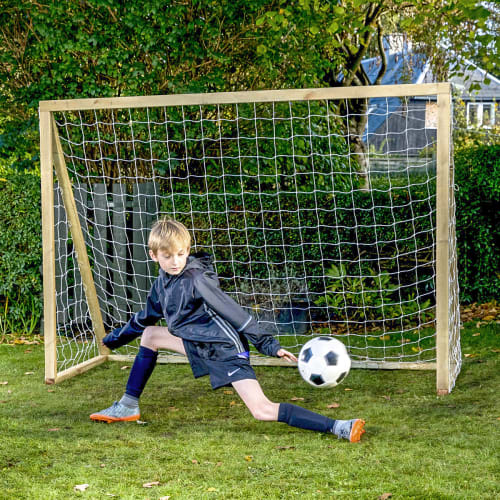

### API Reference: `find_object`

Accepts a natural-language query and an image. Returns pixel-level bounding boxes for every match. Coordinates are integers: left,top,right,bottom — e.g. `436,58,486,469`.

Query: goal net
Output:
40,84,461,394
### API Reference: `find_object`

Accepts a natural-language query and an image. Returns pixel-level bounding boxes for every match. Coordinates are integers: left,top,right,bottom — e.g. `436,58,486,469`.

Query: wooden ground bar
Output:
50,355,108,384
108,354,436,371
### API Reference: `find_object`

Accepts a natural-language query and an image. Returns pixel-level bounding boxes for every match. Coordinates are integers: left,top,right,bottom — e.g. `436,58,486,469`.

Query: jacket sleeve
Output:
193,271,282,357
102,282,164,350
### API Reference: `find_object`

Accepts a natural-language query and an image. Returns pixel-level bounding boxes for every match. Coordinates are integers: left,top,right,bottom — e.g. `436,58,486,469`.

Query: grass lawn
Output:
0,320,498,500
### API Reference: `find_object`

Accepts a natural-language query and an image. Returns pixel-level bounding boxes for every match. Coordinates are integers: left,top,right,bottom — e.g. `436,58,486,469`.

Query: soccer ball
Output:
298,337,351,388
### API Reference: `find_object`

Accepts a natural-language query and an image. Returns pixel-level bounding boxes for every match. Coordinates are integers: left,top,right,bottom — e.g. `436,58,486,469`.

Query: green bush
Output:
0,144,496,339
0,165,42,335
454,144,500,303
163,169,436,321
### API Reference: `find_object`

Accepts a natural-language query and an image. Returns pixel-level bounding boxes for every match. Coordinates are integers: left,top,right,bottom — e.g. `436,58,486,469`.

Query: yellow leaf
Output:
472,332,480,337
223,390,233,395
207,487,217,492
74,484,89,492
244,455,253,462
344,388,353,391
379,335,390,340
290,396,304,401
142,481,160,488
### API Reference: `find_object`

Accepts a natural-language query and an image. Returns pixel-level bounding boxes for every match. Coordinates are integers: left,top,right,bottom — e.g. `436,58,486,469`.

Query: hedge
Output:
0,164,42,334
454,144,500,303
0,144,497,336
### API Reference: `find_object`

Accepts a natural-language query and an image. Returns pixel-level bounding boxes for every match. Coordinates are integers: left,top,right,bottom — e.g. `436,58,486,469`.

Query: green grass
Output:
1,321,499,500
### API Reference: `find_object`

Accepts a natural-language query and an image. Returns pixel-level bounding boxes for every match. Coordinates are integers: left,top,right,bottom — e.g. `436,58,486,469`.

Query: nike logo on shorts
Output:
227,368,241,377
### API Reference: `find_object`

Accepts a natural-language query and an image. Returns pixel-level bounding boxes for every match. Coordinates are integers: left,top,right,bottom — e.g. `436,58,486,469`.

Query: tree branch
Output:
374,20,387,85
342,2,386,87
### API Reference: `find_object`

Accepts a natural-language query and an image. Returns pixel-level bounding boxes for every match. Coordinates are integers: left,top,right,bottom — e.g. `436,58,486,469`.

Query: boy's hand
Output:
276,348,298,363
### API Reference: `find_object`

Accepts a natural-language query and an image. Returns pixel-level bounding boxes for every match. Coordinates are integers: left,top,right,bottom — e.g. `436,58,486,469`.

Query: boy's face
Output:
150,246,190,276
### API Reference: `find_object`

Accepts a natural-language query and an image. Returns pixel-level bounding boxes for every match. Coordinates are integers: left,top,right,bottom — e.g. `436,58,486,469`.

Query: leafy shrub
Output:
162,166,437,327
0,165,42,334
454,145,500,303
315,263,432,327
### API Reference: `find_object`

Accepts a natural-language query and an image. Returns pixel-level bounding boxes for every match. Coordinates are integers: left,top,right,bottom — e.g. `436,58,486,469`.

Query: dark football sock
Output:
278,403,336,433
125,346,158,399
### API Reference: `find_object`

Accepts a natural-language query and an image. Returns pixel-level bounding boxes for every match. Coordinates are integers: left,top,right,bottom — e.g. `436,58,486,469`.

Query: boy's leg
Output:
90,327,185,423
124,326,186,399
232,378,365,442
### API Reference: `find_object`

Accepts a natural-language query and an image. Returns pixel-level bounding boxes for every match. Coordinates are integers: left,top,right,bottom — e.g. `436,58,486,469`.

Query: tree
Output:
255,0,498,175
0,0,497,168
0,0,279,165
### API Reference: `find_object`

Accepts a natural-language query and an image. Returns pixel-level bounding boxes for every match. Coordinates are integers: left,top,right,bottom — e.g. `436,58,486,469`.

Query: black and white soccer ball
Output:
298,337,351,388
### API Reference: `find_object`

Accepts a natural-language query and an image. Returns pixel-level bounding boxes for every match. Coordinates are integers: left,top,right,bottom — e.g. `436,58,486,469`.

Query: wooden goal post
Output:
39,83,460,393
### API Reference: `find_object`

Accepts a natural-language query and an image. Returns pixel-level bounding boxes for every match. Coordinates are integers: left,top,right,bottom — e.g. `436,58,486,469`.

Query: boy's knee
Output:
249,402,278,422
141,326,157,348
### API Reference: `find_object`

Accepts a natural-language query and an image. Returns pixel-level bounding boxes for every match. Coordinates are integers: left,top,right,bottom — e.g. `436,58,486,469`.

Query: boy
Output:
90,219,365,442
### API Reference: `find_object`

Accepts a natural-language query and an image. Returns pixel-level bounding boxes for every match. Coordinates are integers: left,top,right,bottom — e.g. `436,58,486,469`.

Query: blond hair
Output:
148,218,191,255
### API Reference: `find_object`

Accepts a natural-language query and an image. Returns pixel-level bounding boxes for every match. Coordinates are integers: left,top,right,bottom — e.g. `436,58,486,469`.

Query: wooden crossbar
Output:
39,83,451,112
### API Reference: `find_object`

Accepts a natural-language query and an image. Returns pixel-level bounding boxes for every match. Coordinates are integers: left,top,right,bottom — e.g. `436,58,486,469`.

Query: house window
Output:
467,102,497,128
425,102,438,129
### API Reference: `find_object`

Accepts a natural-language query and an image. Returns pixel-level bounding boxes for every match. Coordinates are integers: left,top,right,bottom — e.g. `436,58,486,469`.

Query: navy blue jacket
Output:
103,252,282,360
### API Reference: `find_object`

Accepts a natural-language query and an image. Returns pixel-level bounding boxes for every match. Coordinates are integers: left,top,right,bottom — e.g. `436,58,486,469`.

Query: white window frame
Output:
466,102,497,129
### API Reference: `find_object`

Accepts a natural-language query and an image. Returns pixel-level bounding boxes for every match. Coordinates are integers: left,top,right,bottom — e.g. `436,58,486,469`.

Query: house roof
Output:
363,45,500,140
441,60,500,100
362,51,427,140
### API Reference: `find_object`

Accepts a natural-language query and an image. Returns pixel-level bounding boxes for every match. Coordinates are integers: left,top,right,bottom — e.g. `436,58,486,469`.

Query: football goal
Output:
39,83,460,394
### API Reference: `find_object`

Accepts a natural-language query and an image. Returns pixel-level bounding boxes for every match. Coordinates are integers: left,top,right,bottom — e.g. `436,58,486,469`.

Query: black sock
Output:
278,403,336,433
125,346,158,399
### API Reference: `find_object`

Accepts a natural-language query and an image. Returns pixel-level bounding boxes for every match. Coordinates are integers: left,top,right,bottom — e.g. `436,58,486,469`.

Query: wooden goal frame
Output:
39,82,460,393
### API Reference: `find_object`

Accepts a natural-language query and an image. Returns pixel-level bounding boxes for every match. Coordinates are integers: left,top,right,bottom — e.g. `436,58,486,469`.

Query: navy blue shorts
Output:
182,340,257,389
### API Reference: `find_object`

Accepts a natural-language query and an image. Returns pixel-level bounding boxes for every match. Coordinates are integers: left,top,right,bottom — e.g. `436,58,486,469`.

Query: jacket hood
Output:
186,251,215,272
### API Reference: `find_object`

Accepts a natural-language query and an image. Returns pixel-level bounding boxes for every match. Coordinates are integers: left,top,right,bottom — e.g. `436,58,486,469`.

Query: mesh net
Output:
50,93,460,389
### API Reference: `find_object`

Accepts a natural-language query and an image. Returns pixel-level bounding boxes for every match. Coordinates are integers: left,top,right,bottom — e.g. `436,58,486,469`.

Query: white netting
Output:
50,93,459,385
